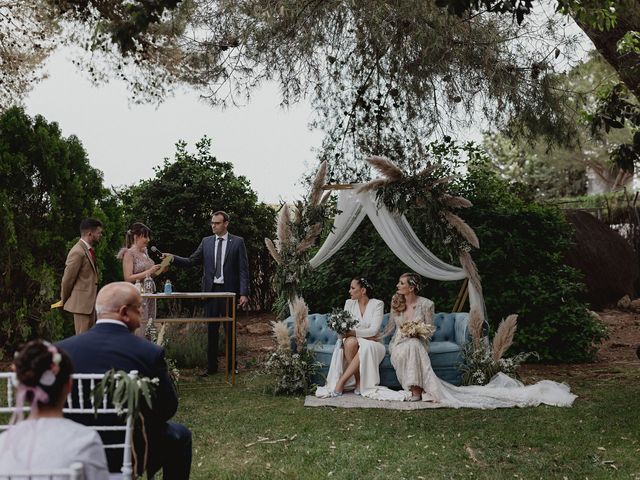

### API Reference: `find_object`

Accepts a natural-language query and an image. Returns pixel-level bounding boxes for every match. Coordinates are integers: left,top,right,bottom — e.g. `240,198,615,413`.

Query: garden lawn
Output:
176,367,640,479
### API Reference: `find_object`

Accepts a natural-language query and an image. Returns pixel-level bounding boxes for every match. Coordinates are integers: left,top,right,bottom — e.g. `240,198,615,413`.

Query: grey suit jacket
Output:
172,233,249,295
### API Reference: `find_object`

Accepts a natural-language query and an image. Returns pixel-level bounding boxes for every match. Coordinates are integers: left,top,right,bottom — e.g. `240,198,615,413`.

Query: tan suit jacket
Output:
61,240,98,315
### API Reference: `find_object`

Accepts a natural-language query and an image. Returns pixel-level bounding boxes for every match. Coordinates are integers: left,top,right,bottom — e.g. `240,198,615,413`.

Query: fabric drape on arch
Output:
309,188,485,318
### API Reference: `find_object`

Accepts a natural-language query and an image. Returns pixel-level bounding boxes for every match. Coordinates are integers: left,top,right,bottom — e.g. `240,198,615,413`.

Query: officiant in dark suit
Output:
168,211,249,375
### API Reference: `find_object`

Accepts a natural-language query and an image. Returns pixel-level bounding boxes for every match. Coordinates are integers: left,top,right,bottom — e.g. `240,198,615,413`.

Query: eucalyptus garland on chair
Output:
265,161,334,319
91,369,158,477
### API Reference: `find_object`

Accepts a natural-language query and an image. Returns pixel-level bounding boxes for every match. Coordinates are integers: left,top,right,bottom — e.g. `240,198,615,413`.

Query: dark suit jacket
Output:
173,233,249,295
57,322,178,472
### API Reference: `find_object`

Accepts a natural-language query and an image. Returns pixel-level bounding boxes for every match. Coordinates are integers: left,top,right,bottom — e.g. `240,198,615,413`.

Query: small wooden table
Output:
141,292,237,385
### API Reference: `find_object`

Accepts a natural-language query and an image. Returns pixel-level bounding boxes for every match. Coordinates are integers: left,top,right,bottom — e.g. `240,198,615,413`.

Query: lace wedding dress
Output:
316,299,387,398
356,297,577,408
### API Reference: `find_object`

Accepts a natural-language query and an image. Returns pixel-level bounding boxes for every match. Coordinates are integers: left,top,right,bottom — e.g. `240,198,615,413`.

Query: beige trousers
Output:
73,311,95,334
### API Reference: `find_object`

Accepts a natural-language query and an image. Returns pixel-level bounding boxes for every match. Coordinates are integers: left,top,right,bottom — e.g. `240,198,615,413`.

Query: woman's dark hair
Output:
125,222,151,249
13,340,73,407
352,276,375,298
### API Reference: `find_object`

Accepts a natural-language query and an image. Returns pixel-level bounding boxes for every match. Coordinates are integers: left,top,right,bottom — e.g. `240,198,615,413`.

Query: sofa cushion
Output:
432,313,456,342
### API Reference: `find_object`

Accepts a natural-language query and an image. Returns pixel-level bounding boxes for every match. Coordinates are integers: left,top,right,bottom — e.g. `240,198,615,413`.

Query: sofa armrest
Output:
453,312,470,346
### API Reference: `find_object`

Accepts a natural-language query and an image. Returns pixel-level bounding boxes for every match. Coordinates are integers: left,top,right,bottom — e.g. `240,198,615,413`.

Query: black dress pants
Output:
204,283,235,374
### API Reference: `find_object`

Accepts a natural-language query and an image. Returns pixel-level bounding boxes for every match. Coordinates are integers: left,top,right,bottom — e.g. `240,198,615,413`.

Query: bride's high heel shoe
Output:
328,389,343,397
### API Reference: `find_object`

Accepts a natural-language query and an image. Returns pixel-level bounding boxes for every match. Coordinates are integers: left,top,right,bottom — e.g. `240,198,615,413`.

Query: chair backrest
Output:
0,372,135,480
0,461,84,480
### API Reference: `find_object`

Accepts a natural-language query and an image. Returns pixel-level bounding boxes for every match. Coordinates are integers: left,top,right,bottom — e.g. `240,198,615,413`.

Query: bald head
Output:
95,282,142,332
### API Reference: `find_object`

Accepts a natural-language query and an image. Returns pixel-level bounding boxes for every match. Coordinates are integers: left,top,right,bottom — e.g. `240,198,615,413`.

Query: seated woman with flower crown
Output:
315,277,386,398
0,340,109,479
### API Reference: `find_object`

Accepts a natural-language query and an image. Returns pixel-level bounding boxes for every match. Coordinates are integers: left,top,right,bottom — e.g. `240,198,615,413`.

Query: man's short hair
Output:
212,211,230,222
80,218,103,233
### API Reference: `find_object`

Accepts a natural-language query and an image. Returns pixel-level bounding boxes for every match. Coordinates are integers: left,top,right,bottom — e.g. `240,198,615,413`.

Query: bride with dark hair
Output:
316,277,386,398
0,340,108,478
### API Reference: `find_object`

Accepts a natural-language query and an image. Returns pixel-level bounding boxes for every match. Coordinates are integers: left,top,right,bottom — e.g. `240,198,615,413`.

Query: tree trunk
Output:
574,1,640,98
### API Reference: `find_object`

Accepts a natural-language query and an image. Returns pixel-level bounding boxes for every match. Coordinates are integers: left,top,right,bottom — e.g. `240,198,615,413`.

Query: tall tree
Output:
118,137,277,310
0,107,121,352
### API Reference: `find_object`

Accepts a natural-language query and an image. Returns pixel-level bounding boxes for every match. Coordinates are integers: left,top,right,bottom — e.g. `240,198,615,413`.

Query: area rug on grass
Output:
304,393,444,410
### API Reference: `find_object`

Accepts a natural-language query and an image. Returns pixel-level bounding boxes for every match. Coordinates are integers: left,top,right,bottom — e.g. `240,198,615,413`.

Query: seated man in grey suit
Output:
57,282,192,479
167,210,249,375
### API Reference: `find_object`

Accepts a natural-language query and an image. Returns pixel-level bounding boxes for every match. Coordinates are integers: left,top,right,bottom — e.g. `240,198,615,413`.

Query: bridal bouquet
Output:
400,320,436,341
327,308,358,336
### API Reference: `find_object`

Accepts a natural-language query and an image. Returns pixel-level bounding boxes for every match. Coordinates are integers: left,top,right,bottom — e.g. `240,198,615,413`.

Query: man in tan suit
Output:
61,218,103,334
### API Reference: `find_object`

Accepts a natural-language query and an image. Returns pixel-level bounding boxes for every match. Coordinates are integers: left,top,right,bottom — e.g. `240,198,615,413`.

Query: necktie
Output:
215,237,223,278
89,247,96,264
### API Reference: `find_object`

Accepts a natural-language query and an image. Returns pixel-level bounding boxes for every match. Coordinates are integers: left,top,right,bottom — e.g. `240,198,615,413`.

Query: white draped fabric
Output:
309,188,485,315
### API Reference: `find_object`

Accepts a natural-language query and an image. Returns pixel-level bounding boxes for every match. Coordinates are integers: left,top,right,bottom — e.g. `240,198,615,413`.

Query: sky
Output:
25,48,324,204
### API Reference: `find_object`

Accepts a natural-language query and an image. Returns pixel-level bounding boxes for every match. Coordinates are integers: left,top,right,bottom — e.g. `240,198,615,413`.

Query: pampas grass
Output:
296,222,323,254
309,161,327,206
277,204,292,246
290,296,309,353
491,314,518,361
468,306,484,349
366,156,404,181
265,238,282,264
459,251,482,295
445,212,479,248
271,321,291,351
356,178,389,193
441,194,473,209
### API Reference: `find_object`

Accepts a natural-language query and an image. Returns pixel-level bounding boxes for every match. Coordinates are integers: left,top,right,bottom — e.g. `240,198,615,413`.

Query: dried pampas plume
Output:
290,296,309,353
492,314,518,361
445,212,479,249
441,194,472,209
356,178,389,193
277,204,292,246
309,161,327,206
417,163,437,177
468,306,484,349
271,321,291,351
265,238,282,264
366,156,404,181
459,251,482,296
296,222,323,254
156,323,166,346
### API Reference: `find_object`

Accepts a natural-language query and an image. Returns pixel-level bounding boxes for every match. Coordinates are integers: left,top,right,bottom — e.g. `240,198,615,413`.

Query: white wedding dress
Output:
316,299,387,398
361,297,577,408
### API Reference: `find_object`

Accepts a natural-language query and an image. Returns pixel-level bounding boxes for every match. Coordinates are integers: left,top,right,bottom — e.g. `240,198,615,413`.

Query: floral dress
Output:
117,247,156,337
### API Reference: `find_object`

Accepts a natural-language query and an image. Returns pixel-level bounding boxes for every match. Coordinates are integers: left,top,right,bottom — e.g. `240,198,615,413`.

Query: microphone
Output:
150,246,163,256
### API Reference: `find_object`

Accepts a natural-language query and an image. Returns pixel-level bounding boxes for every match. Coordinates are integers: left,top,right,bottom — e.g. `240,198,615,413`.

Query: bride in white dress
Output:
376,272,577,408
315,277,386,398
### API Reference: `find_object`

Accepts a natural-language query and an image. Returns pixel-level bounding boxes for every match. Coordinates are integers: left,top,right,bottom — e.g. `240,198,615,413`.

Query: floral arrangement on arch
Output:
264,161,334,319
262,296,323,395
459,311,537,386
357,153,481,301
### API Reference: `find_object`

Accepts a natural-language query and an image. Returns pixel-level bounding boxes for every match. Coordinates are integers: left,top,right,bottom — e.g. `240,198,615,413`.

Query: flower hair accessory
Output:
39,342,61,387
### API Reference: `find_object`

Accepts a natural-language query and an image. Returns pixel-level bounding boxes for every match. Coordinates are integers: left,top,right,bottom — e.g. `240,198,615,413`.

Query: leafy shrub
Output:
260,348,322,395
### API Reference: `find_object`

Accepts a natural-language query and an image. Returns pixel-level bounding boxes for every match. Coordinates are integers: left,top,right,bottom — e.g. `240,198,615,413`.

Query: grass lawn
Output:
175,366,640,479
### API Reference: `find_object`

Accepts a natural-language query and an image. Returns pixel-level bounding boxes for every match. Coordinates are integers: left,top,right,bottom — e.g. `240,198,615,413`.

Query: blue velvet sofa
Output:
284,311,470,387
